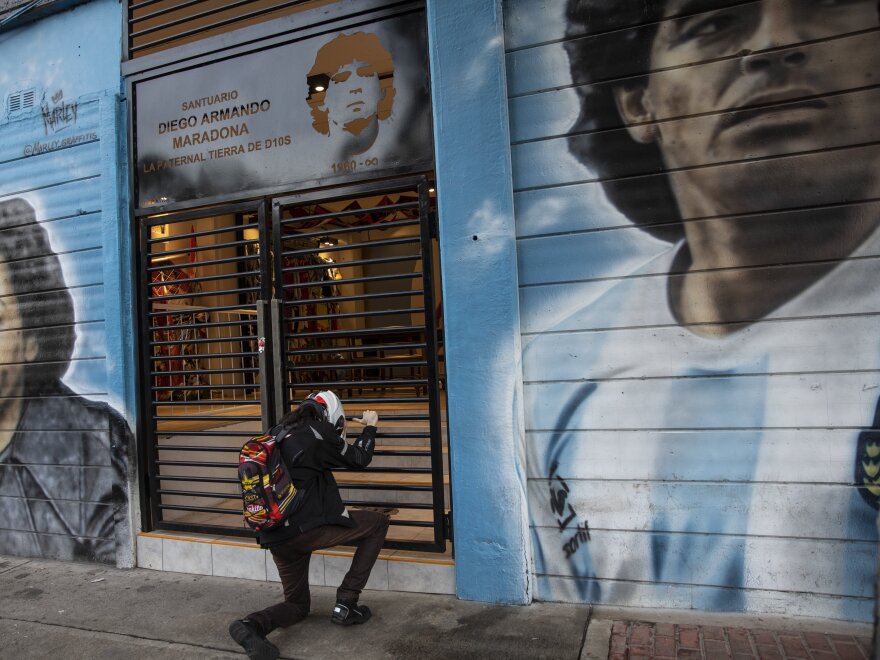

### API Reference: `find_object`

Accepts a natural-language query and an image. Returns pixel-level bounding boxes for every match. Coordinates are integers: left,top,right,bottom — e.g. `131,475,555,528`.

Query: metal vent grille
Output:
7,87,36,116
127,0,319,59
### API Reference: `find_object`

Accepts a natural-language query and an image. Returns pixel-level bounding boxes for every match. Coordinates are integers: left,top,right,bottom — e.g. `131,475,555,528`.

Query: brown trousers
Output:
247,509,390,635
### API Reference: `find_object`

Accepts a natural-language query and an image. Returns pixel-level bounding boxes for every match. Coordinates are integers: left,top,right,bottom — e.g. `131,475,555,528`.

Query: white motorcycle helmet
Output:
306,390,346,437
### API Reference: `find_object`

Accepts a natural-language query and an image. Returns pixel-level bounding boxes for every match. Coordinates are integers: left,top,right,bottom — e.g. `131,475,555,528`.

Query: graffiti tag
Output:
549,461,590,558
23,132,97,157
562,521,591,559
41,90,78,135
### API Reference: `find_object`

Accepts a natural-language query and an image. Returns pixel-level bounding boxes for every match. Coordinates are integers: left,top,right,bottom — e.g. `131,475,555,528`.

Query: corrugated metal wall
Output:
506,0,880,620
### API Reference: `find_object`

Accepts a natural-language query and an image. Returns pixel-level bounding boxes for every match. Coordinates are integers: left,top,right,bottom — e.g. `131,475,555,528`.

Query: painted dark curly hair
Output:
564,0,683,242
0,198,75,392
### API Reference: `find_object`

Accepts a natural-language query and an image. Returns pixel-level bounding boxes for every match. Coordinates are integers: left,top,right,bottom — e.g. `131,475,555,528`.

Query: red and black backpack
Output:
237,425,305,533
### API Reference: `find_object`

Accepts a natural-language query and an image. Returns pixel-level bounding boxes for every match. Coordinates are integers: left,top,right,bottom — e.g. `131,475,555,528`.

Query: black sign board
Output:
134,10,432,208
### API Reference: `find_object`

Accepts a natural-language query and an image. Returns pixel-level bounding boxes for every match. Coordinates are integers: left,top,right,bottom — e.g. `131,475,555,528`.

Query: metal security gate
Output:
139,201,273,536
271,177,447,552
139,177,448,552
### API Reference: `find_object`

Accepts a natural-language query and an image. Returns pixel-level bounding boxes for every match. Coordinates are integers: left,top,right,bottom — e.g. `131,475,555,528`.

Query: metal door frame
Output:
137,179,450,551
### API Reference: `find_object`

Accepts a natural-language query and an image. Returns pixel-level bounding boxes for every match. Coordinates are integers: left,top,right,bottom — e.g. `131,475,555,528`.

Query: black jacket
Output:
257,419,376,548
0,381,129,563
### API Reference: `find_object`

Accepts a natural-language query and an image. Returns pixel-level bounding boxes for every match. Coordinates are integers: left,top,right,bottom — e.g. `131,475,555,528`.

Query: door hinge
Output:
443,510,453,541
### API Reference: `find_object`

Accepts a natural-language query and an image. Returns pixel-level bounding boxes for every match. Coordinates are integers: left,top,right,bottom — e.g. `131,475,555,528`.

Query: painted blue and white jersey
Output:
525,228,880,620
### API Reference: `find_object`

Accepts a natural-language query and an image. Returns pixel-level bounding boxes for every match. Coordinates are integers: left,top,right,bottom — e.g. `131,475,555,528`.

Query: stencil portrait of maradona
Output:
525,0,880,616
306,31,396,160
0,199,130,563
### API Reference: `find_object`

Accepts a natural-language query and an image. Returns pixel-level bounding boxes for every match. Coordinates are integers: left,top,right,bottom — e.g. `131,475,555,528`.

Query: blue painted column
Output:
426,0,531,604
100,91,139,568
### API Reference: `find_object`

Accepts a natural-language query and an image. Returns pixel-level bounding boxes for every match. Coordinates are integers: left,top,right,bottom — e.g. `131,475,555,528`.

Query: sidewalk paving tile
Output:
777,634,809,658
703,639,728,656
680,627,701,650
608,620,873,660
805,633,835,653
813,653,842,660
654,635,677,657
756,643,784,660
832,642,866,660
655,623,675,637
632,623,653,646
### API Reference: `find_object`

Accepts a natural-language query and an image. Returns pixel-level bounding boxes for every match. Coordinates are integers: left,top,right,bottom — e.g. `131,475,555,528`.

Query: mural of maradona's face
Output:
323,59,383,136
615,0,879,217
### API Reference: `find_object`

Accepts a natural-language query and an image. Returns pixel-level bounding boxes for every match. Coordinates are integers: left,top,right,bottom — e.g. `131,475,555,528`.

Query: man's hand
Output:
353,410,378,427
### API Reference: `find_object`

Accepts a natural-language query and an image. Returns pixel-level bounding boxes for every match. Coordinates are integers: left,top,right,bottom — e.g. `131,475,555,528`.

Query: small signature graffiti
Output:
23,131,96,157
41,89,78,135
549,461,591,558
562,521,591,559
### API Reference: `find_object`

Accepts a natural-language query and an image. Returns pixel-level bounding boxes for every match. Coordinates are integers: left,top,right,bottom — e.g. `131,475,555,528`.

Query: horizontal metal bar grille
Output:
128,0,314,59
151,351,257,361
284,289,422,307
284,272,422,291
287,342,426,356
146,270,260,288
281,253,420,274
287,325,423,340
150,334,257,346
149,318,257,333
283,306,425,323
141,205,269,552
153,431,258,437
271,180,447,551
280,202,420,227
288,359,428,372
147,254,260,272
157,503,436,527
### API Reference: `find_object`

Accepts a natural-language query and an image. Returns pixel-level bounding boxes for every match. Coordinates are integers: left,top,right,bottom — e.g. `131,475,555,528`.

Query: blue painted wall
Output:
427,0,531,604
0,0,134,566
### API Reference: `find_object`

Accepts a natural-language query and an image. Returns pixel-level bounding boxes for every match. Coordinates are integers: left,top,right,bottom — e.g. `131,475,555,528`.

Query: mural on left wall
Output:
0,198,129,563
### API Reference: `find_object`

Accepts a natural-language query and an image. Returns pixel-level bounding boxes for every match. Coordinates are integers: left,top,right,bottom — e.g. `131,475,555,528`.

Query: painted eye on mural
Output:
677,13,739,43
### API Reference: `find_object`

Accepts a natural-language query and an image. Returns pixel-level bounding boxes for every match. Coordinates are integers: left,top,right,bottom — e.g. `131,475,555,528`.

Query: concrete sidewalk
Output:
0,555,589,659
1,555,874,659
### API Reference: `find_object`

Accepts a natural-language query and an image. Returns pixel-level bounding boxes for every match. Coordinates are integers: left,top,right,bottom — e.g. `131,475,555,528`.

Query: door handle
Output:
255,300,271,428
271,298,286,422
